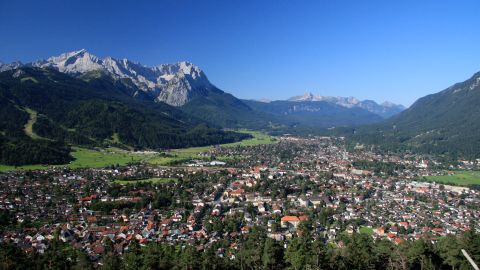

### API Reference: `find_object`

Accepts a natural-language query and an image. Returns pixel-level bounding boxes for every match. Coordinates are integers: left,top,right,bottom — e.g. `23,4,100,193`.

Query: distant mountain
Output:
350,71,480,158
243,99,383,128
0,67,249,165
288,92,405,118
0,60,23,72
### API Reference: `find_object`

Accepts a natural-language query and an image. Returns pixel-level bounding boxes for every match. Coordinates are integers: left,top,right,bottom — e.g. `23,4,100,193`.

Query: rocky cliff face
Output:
154,62,212,106
0,61,23,72
2,49,214,106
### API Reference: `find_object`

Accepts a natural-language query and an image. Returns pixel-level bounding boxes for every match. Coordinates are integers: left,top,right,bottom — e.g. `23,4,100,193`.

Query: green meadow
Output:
424,170,480,186
359,226,374,235
0,130,276,172
147,129,276,165
68,147,149,168
0,147,151,172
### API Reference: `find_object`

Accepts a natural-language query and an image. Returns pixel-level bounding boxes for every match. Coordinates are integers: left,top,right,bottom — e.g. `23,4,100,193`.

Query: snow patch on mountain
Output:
0,61,23,72
288,92,405,118
1,49,215,106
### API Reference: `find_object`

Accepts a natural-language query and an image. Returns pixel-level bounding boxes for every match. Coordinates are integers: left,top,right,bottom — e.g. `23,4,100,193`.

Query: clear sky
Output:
1,0,479,106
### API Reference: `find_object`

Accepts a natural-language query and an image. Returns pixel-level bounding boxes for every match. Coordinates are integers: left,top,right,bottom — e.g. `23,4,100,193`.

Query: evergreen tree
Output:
284,237,311,270
101,239,121,270
262,238,284,270
122,240,143,270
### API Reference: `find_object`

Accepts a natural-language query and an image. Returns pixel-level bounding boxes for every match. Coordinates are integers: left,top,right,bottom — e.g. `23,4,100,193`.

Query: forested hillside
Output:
348,71,480,159
180,88,278,129
0,68,250,165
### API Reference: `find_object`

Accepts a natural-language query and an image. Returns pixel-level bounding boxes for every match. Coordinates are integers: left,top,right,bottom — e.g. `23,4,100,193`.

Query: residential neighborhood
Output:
0,136,478,267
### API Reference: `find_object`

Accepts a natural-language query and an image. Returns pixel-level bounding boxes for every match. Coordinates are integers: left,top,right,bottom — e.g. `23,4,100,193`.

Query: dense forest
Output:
0,226,478,270
0,68,250,165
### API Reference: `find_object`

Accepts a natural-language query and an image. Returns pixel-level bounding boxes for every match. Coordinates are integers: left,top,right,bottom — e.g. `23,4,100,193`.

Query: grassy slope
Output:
23,108,43,140
0,130,276,172
424,171,480,186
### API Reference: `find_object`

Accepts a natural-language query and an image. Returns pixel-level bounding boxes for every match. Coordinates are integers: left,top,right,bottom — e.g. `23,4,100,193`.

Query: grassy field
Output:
113,178,177,185
0,130,276,172
359,226,374,235
424,170,480,186
220,130,276,147
147,130,276,165
68,147,151,168
0,147,153,172
0,164,52,172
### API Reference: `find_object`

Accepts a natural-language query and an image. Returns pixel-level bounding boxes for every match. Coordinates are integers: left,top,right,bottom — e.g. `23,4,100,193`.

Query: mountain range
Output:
25,49,213,107
287,92,405,119
9,49,479,165
0,50,404,129
242,93,405,129
243,99,384,128
1,50,281,129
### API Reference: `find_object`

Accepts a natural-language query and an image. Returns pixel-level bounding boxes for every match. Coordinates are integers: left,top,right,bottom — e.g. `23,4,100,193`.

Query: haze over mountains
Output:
287,92,405,119
243,99,385,128
245,93,405,128
1,49,480,163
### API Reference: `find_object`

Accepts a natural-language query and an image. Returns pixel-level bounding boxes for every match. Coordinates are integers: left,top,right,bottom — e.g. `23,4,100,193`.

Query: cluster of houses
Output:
0,136,478,260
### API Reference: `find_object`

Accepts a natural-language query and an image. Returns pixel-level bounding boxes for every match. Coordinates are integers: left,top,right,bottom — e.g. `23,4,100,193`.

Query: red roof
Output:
281,216,300,222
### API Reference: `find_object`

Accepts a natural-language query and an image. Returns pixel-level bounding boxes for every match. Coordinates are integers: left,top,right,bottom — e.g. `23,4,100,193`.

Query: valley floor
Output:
0,130,276,172
0,135,478,269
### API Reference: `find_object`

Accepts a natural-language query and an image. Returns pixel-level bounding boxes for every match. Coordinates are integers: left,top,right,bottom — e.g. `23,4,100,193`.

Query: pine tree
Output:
262,238,284,270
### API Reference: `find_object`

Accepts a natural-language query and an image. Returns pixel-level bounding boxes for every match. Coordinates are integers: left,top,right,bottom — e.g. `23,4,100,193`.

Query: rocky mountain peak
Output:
3,50,215,106
0,60,23,72
288,92,320,101
287,92,404,118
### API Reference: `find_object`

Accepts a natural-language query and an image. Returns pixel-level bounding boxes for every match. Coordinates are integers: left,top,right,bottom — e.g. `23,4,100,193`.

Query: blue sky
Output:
1,0,479,106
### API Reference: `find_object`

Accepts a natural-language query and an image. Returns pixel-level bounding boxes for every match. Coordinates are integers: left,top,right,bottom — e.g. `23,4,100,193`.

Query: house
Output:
281,215,308,228
272,205,282,214
257,203,266,213
209,161,226,166
309,196,323,208
268,232,284,241
281,216,300,228
298,196,310,207
375,227,385,236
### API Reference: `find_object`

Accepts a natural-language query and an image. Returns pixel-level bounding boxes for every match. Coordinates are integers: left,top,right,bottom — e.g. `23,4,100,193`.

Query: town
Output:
0,136,479,268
